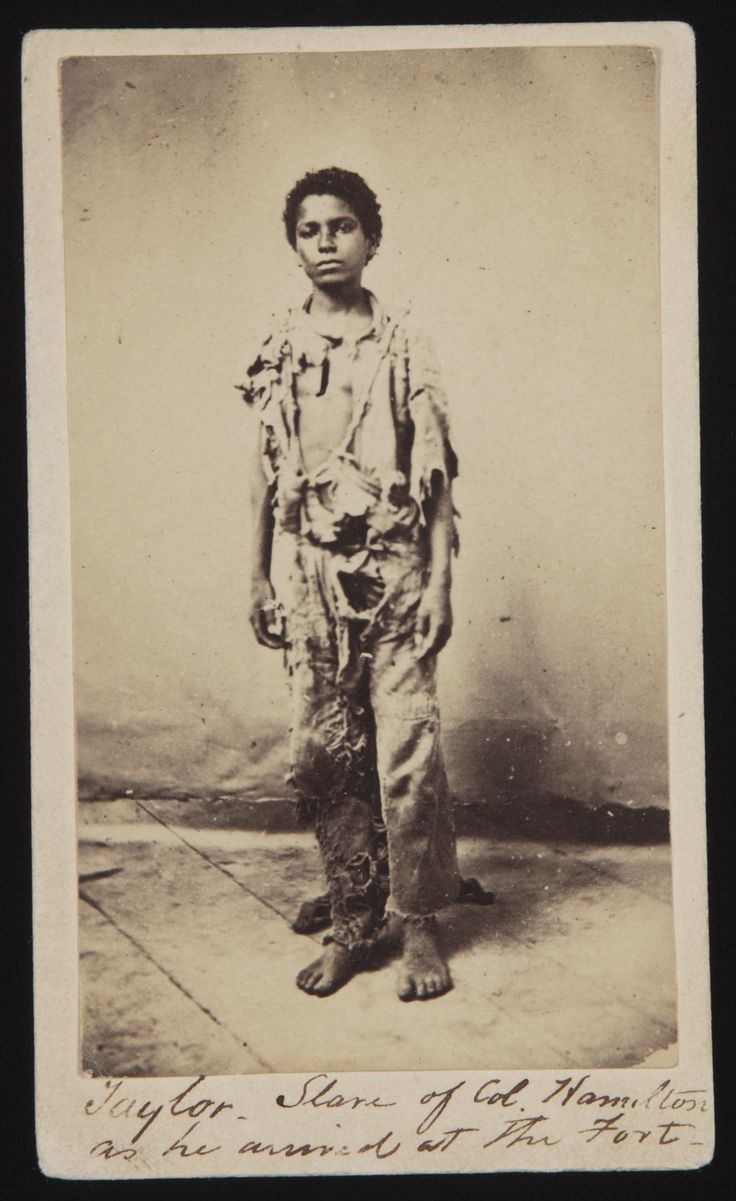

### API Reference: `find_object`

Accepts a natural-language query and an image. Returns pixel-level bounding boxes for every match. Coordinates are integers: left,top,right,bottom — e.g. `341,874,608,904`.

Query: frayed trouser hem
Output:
385,882,460,921
321,914,387,959
321,935,372,962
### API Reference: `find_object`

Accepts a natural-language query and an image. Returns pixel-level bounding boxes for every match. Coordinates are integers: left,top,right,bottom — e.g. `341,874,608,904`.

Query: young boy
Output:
240,167,460,1001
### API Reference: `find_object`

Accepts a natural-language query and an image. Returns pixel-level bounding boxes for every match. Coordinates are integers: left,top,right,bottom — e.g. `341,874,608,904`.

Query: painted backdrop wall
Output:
62,47,667,807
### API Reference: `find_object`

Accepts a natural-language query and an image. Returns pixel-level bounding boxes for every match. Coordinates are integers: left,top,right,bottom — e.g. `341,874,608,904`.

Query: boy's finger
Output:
415,619,438,659
255,610,284,649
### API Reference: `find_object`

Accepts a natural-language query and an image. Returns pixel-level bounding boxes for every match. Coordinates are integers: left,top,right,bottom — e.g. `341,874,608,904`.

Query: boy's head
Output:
283,167,383,253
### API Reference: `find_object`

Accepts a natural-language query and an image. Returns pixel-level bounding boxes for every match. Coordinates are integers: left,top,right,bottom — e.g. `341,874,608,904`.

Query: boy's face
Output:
294,194,374,289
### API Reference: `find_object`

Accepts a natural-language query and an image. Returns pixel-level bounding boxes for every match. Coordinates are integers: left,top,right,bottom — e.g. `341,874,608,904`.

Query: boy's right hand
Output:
249,579,285,649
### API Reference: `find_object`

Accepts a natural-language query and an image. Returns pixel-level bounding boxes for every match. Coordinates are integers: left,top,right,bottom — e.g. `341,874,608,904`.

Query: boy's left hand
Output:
415,584,453,660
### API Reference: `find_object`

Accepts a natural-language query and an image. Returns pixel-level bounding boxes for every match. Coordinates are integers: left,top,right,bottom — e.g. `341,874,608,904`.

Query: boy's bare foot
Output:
398,915,452,1001
296,942,359,996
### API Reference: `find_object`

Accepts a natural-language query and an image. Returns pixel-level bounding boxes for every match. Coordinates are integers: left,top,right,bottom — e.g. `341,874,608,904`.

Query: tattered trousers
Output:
284,534,460,955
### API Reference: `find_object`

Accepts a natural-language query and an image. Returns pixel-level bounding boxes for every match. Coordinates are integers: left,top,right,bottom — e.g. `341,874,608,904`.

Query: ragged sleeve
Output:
236,326,284,407
235,323,290,486
403,324,459,508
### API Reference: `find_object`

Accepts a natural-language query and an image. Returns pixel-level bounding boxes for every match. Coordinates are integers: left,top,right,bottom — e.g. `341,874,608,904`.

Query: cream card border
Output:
24,21,709,1178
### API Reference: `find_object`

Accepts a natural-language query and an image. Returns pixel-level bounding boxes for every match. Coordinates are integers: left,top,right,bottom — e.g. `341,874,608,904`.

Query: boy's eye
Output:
298,226,317,238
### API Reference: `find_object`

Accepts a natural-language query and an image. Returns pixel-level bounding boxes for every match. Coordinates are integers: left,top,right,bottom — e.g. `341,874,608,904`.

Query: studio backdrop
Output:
62,47,667,811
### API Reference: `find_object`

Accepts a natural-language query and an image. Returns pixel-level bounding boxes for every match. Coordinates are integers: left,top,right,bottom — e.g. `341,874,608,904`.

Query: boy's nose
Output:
318,228,336,251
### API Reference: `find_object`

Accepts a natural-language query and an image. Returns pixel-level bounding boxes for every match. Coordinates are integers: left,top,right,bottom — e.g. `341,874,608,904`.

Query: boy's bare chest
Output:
295,341,357,473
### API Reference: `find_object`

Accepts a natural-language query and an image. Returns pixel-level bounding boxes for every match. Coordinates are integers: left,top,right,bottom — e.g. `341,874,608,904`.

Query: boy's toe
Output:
397,972,416,1001
311,973,337,996
297,966,320,992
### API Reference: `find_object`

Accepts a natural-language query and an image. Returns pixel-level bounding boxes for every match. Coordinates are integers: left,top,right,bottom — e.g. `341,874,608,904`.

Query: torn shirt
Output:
237,292,458,553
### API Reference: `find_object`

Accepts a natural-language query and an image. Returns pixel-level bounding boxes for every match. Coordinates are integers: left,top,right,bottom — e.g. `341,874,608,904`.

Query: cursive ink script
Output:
85,1075,233,1145
275,1074,396,1111
81,1071,711,1170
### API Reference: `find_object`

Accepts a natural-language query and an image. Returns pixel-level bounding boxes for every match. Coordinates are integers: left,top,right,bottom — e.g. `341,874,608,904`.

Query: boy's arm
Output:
249,441,284,649
415,477,454,660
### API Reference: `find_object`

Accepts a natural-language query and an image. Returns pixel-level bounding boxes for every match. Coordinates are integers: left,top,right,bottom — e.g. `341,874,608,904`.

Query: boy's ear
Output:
365,238,377,263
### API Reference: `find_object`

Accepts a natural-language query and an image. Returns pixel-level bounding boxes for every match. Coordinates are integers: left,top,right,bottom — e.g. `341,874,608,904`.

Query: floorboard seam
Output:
484,820,672,907
502,925,677,1033
137,801,318,938
79,889,274,1072
573,858,672,908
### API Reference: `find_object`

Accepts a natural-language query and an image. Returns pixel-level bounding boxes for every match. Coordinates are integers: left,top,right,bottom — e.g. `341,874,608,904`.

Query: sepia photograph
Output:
64,42,676,1076
26,23,710,1177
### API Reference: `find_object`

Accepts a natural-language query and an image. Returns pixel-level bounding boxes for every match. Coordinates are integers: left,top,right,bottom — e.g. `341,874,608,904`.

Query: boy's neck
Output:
308,280,370,319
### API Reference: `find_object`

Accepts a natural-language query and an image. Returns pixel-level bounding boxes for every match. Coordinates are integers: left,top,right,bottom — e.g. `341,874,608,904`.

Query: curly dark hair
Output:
282,167,383,250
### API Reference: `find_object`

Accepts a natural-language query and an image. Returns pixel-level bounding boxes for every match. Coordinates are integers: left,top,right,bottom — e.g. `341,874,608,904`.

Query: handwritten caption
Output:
83,1071,710,1166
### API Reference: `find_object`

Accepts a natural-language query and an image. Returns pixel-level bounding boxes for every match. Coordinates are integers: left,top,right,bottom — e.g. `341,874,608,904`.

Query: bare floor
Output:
78,798,677,1077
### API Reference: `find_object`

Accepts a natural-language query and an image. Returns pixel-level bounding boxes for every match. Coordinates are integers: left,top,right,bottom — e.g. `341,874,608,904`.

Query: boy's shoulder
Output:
361,295,443,369
377,298,437,344
237,306,303,405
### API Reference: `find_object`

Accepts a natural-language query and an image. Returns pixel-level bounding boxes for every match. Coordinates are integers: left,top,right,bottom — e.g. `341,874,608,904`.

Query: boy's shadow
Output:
440,797,670,958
